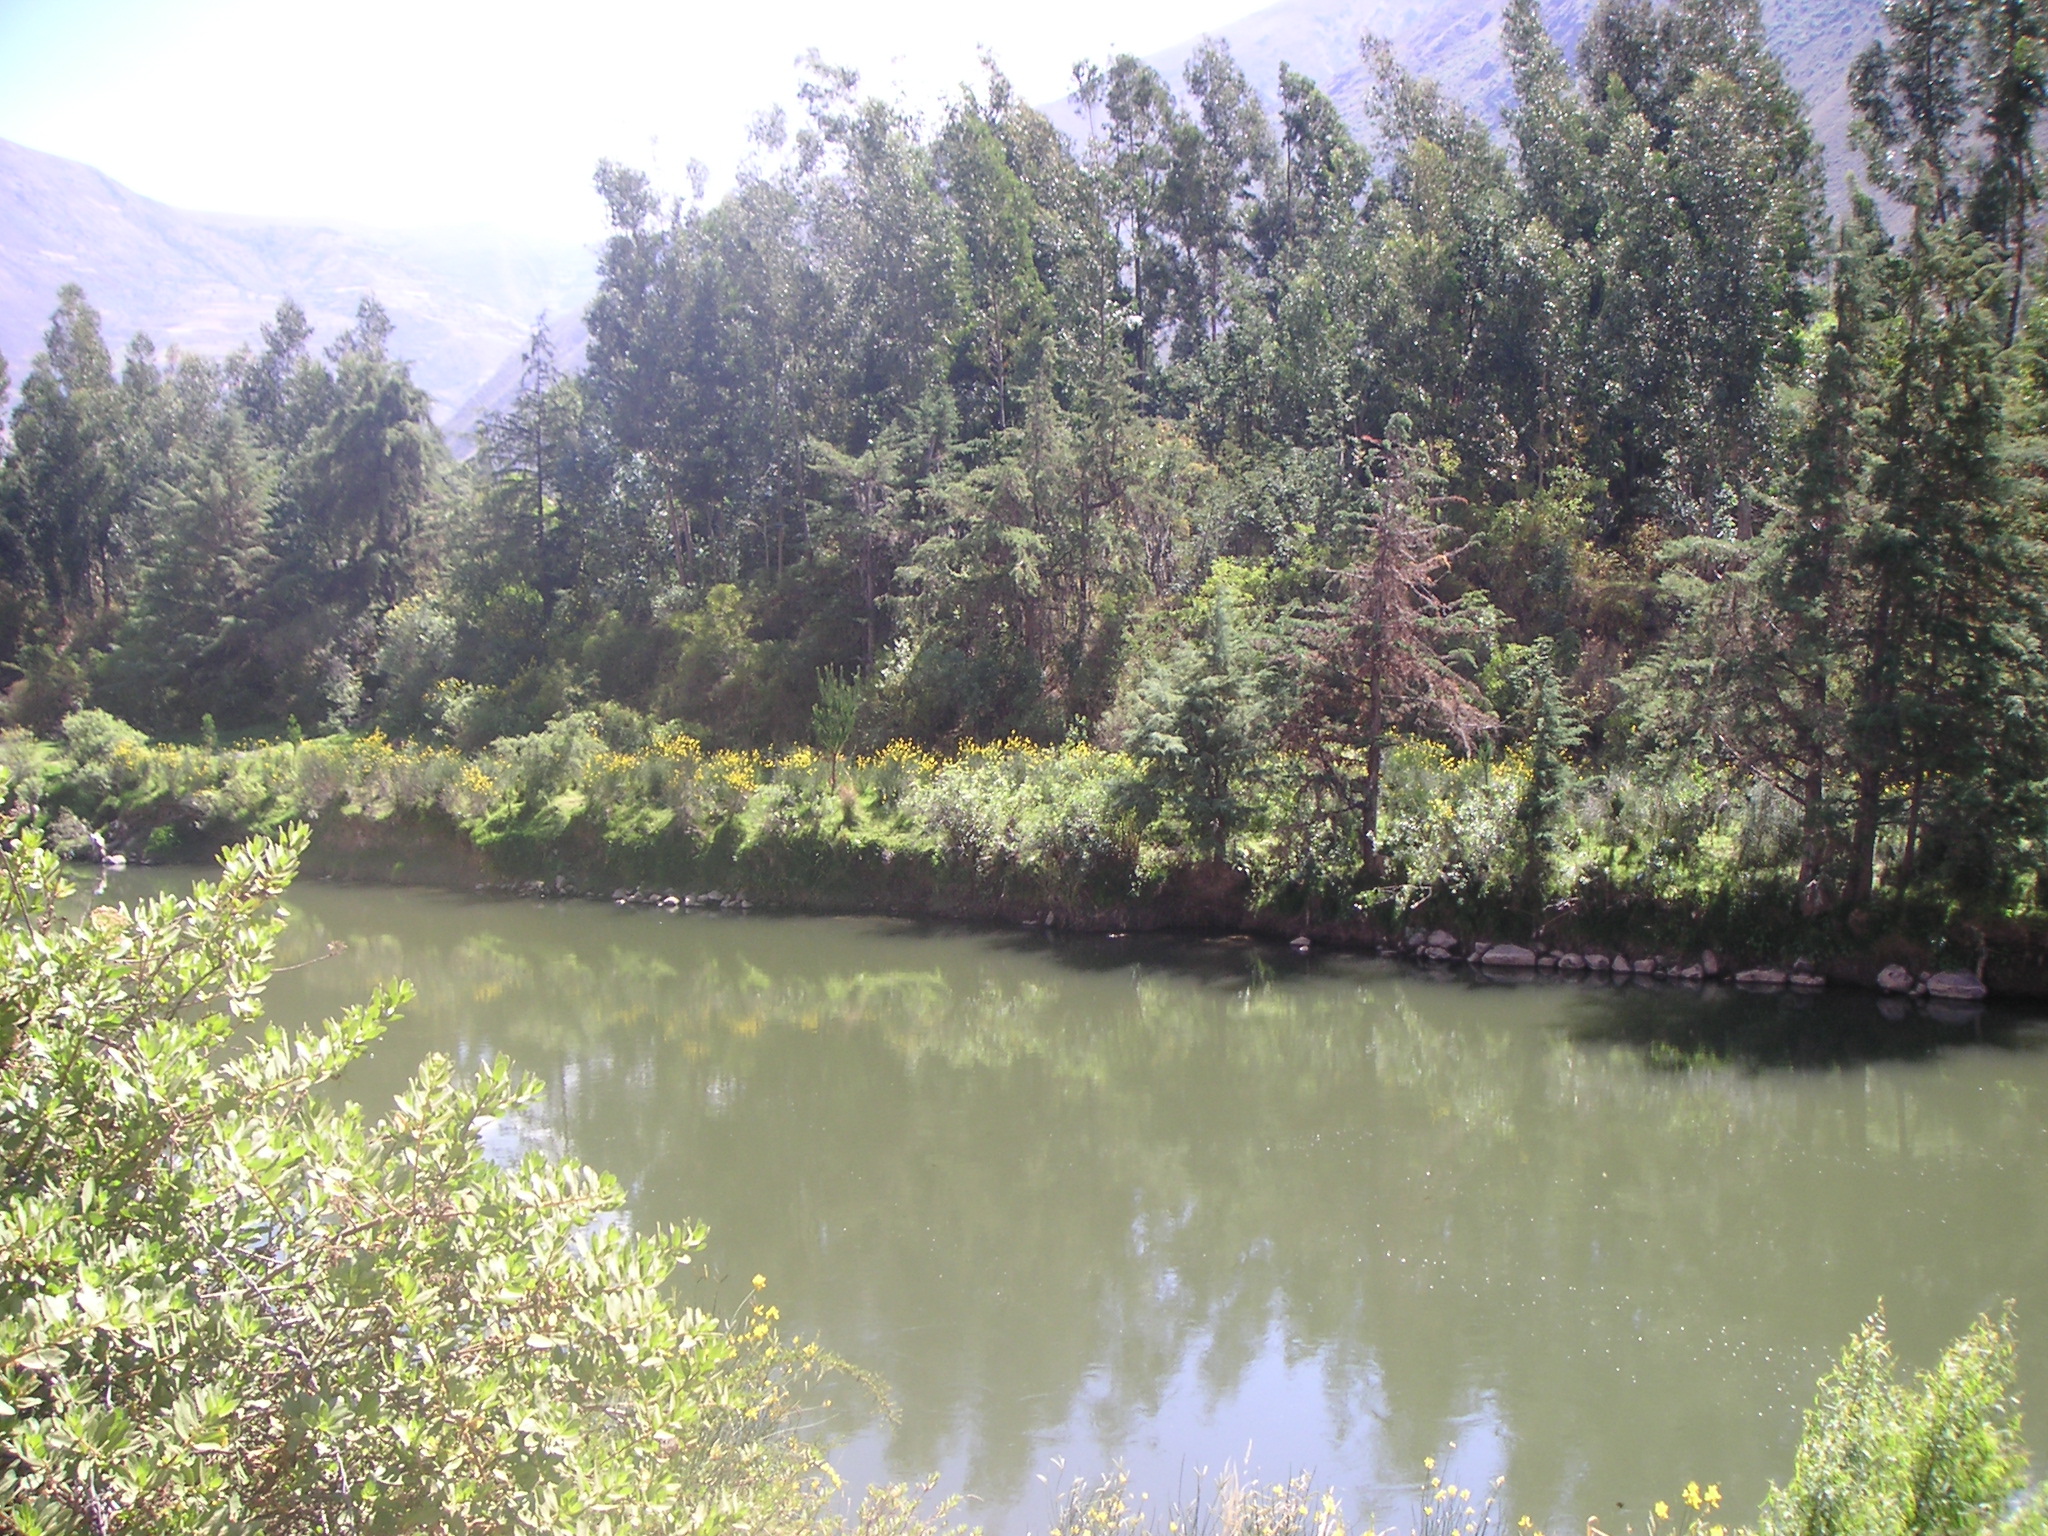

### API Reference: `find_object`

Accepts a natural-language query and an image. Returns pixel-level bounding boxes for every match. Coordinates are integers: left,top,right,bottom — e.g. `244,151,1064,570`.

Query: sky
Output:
0,0,1260,241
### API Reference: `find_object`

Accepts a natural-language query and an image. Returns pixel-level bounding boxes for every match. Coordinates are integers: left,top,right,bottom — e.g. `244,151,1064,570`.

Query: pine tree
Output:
1288,419,1496,873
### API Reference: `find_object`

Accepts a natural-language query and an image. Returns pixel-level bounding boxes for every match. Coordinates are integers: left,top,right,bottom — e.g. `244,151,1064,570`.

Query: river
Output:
137,873,2048,1532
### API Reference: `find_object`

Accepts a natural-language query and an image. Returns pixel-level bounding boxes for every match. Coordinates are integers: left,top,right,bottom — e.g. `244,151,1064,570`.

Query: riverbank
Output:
9,709,2045,999
289,812,2019,1005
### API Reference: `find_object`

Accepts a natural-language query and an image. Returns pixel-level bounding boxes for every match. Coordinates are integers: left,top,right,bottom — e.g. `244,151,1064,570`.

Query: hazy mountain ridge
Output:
0,136,596,421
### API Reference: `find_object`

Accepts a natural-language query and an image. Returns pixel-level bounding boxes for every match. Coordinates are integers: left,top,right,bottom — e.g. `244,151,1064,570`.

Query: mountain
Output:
1048,0,1882,202
441,315,591,455
0,136,597,422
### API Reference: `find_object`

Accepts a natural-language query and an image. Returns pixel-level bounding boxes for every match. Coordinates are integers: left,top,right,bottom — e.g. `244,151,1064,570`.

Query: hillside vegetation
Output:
3,0,2048,958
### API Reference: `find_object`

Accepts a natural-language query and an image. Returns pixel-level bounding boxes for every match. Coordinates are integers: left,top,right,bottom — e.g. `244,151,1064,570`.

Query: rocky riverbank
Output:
248,815,2028,1006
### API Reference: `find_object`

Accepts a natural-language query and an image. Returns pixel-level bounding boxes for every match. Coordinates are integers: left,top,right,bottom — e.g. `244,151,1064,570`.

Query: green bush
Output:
0,821,828,1532
1759,1309,2045,1536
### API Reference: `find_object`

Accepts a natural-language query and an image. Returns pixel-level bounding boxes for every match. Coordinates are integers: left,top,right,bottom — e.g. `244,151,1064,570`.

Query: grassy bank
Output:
6,707,2044,995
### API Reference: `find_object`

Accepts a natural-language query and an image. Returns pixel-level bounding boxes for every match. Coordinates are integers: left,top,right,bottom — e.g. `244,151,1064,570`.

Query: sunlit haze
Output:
0,0,1263,240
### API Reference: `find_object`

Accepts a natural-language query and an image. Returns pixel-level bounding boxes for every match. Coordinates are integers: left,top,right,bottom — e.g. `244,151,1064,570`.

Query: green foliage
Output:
5,0,2048,925
0,819,829,1532
1125,584,1271,862
905,739,1142,894
1504,637,1584,903
1759,1309,2034,1536
812,665,862,784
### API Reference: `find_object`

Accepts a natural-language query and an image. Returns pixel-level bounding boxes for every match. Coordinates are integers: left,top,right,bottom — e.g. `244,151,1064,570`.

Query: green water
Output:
133,873,2048,1530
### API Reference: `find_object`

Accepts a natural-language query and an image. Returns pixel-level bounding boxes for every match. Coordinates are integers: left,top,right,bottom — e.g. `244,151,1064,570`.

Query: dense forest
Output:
3,0,2048,931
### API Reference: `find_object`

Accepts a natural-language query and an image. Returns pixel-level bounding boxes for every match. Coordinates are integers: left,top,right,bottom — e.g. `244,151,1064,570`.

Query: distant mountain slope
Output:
0,136,596,421
1052,0,1882,200
442,316,590,456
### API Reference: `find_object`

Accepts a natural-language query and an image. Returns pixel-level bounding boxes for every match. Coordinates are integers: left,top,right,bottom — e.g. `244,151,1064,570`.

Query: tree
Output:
262,299,438,725
809,429,911,671
0,287,125,630
1851,0,1980,226
1099,56,1181,379
95,358,278,732
1127,578,1269,862
1843,222,2048,901
813,664,862,787
937,82,1053,432
478,319,582,619
1966,0,2048,340
1288,422,1495,873
1506,636,1585,904
1639,206,1885,901
1164,41,1274,353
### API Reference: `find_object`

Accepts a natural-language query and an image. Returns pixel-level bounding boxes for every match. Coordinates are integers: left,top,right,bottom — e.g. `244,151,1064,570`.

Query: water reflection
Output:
189,881,2048,1533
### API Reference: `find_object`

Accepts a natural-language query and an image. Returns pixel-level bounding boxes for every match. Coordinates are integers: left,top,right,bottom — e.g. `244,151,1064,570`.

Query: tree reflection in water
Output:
246,885,2048,1535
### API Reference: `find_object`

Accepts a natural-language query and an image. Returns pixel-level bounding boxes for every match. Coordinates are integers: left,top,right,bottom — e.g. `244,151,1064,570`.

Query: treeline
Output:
4,0,2048,916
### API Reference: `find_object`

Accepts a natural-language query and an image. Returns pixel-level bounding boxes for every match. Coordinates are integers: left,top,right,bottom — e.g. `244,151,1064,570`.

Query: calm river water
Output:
138,874,2048,1531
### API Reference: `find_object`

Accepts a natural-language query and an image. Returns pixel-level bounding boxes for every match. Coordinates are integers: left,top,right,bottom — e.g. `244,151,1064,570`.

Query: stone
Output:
1876,964,1915,994
1790,972,1826,989
1480,943,1538,968
1585,953,1612,972
1558,953,1587,970
1700,950,1721,978
1925,970,1988,1001
1421,945,1457,962
1290,936,1312,954
1427,929,1460,954
1538,954,1559,968
1736,967,1788,985
1632,957,1658,975
1679,964,1705,981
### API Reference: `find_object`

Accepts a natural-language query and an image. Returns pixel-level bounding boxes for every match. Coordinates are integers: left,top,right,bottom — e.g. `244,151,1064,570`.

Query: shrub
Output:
906,742,1142,891
1758,1308,2044,1536
0,821,827,1532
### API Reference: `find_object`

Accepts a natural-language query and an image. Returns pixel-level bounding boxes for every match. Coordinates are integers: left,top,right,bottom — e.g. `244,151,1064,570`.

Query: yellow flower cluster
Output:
708,749,763,795
651,728,703,761
858,739,941,773
955,733,1057,763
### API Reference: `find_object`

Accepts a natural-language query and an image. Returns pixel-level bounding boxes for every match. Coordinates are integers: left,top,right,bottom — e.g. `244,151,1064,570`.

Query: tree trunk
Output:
1845,764,1884,904
663,494,693,581
1797,761,1829,891
1358,668,1386,876
1898,772,1925,889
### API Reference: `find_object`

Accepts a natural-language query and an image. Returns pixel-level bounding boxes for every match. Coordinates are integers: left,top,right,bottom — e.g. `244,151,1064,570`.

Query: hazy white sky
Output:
0,0,1258,241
